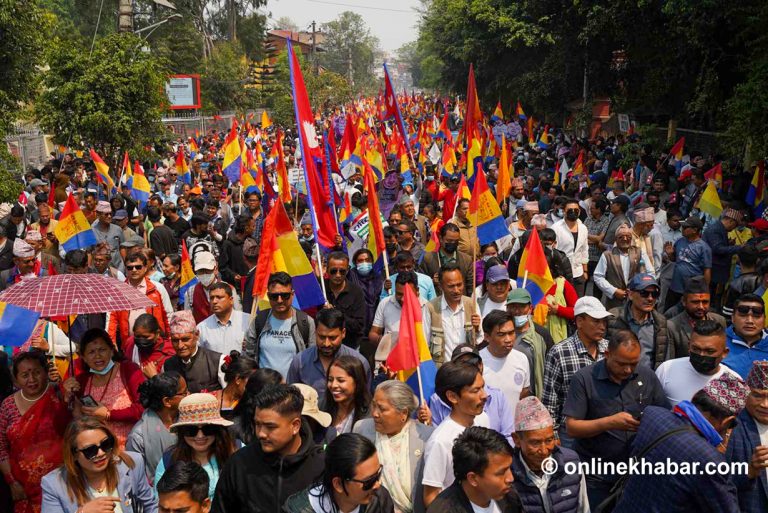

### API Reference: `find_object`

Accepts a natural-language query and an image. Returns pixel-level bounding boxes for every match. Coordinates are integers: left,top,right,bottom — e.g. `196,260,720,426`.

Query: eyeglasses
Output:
735,305,765,317
268,292,292,301
76,435,115,460
395,229,410,235
178,425,220,438
636,289,660,299
329,268,348,276
126,265,144,271
347,465,383,491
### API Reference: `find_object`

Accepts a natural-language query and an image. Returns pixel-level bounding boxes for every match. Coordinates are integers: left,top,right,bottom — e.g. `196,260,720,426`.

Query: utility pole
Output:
347,45,354,86
118,0,134,33
311,20,317,75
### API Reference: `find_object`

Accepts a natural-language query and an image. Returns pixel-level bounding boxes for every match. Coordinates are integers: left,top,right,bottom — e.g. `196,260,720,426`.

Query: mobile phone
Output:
80,395,98,408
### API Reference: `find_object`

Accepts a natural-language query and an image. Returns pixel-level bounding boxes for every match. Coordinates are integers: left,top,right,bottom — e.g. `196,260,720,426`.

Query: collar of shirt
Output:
181,345,199,365
594,359,637,384
439,250,458,263
520,454,550,488
573,334,608,358
625,303,653,327
441,295,464,314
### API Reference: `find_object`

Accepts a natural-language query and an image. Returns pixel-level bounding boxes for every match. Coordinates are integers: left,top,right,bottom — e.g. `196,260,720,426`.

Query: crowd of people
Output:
1,96,768,513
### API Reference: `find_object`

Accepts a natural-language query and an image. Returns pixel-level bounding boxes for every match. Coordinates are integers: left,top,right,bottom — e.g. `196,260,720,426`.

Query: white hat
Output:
193,251,216,272
12,238,34,258
292,384,332,428
169,393,233,430
573,297,614,319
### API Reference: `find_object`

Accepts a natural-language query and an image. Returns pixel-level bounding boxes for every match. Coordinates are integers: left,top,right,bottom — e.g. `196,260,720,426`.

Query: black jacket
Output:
211,422,325,513
283,486,394,513
426,482,522,513
219,234,249,287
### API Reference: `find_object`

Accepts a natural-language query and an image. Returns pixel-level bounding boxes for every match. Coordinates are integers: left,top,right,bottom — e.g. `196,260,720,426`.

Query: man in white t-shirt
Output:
422,360,490,508
656,319,739,406
480,310,530,419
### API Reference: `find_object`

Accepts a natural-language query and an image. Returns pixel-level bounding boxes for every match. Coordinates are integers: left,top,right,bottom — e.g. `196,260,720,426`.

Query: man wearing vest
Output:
163,310,225,393
505,289,548,398
511,396,589,513
667,277,727,357
185,251,242,324
427,263,481,366
244,271,315,377
419,223,474,296
593,223,642,310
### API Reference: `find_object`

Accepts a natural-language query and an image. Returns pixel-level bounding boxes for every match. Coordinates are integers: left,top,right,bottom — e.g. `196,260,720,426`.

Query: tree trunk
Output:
118,0,133,33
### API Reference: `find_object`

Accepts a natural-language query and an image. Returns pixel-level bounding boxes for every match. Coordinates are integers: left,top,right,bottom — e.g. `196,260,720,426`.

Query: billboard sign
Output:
165,74,201,110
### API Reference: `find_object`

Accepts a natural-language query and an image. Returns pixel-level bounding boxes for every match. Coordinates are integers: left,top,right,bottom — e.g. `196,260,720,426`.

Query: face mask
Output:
356,262,373,276
566,209,580,221
443,242,459,254
90,359,115,376
299,235,314,244
555,209,564,218
198,273,215,287
482,255,494,262
165,272,176,280
689,352,719,374
513,315,529,328
134,337,156,350
385,243,398,253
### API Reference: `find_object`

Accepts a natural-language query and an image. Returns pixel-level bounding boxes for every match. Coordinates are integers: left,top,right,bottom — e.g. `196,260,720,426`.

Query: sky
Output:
265,0,422,53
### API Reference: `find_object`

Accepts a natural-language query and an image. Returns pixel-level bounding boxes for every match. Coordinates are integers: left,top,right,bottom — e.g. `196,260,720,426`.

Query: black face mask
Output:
443,242,459,254
134,337,156,350
385,243,398,253
689,352,719,374
566,209,580,221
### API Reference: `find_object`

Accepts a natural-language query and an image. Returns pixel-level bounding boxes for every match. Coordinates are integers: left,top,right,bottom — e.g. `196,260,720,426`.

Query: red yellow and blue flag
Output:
178,241,198,305
746,160,765,216
54,193,98,251
363,155,387,271
131,161,151,203
89,149,115,191
0,302,41,347
222,121,242,184
491,101,504,122
176,147,191,184
517,228,554,306
469,162,508,244
515,101,526,120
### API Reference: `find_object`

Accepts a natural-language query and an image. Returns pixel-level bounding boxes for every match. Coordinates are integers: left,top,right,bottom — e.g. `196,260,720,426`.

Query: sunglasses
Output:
76,435,115,460
395,229,410,235
126,265,144,271
347,465,383,491
268,292,292,301
329,268,348,276
735,305,765,317
635,289,660,299
178,425,220,438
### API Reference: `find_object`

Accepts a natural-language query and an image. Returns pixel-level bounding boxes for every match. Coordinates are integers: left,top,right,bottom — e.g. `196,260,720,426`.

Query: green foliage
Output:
319,11,380,93
200,41,257,112
307,71,354,112
35,33,168,165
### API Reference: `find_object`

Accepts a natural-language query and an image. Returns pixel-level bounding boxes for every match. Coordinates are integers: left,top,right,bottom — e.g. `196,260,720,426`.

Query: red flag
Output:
47,261,58,276
17,191,27,207
385,283,423,372
465,64,482,144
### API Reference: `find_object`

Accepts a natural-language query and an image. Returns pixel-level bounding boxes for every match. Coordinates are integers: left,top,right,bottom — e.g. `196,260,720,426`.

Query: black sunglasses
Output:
76,435,115,460
329,268,348,276
735,305,765,317
347,465,383,491
126,265,144,271
636,289,660,299
268,292,292,301
178,424,220,438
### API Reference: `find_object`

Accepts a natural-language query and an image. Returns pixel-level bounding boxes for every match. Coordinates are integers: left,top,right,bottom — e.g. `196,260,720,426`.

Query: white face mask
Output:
197,272,215,287
513,315,529,328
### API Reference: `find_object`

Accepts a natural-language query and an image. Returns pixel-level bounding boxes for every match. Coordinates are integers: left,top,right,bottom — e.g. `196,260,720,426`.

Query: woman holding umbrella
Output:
63,328,145,449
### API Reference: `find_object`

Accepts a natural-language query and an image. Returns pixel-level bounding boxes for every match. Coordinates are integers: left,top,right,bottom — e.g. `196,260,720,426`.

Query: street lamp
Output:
135,13,183,38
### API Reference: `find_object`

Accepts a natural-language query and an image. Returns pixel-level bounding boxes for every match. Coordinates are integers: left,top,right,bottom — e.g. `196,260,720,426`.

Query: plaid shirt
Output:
542,332,608,431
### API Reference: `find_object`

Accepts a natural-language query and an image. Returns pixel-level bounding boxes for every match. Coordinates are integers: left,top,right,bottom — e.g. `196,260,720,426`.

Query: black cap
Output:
681,216,704,230
684,276,709,295
451,343,480,363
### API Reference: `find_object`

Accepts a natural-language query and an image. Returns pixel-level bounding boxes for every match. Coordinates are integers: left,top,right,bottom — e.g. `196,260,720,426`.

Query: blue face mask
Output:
90,359,115,376
356,262,373,276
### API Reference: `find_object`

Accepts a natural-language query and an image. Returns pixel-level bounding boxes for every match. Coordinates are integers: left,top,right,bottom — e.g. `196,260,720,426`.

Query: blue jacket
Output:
613,406,739,513
722,325,768,379
725,409,768,513
702,220,741,283
511,446,583,513
41,451,157,513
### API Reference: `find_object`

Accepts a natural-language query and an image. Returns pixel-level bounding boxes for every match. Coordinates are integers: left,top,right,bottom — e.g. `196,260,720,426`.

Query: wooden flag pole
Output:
522,269,529,288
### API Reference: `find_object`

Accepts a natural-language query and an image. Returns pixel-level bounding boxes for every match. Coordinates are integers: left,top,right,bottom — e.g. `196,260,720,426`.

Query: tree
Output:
307,71,354,112
200,41,257,112
273,16,298,31
36,33,168,164
319,11,380,92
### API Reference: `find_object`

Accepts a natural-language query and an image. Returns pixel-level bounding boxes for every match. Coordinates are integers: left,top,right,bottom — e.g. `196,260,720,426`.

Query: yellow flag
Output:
697,180,723,219
261,110,272,129
496,134,511,204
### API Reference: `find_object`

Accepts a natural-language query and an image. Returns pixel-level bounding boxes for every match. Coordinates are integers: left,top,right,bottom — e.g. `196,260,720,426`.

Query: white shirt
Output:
551,219,589,278
440,297,480,360
422,413,490,490
197,310,251,355
593,251,630,298
481,298,507,319
372,295,432,343
480,347,530,418
655,357,740,407
470,500,501,513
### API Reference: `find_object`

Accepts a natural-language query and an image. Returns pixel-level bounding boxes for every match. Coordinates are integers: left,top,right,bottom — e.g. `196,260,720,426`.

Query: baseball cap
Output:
628,273,659,291
681,216,703,230
506,288,532,305
486,265,510,284
750,219,768,232
573,297,613,319
193,251,216,272
292,384,332,428
451,343,481,363
515,199,527,210
112,209,128,221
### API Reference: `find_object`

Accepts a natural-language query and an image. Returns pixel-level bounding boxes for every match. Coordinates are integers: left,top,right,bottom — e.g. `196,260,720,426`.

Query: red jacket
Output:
108,278,171,349
439,188,458,222
75,360,145,423
122,335,175,370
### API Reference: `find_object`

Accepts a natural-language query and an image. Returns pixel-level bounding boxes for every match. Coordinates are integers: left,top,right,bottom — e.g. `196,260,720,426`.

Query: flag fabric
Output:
222,122,242,184
275,130,292,203
54,193,98,252
571,150,585,177
178,241,198,306
175,147,191,184
746,160,765,216
537,126,550,149
441,141,457,178
496,134,512,204
384,282,437,401
383,62,411,152
464,64,483,185
516,228,554,306
470,163,508,245
424,218,444,253
118,151,131,189
261,110,272,129
89,149,115,190
131,161,151,203
363,156,387,271
704,162,723,185
515,101,526,120
240,158,259,194
554,158,569,186
188,138,199,158
669,136,685,160
491,101,504,122
435,111,453,143
0,302,41,347
698,180,723,219
287,40,338,249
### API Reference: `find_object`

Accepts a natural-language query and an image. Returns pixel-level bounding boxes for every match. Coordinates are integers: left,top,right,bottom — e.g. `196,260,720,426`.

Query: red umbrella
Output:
0,274,155,317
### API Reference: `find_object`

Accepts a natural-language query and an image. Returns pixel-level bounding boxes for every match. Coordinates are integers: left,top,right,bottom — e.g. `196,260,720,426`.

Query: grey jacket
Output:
667,310,727,358
126,409,178,479
353,419,434,513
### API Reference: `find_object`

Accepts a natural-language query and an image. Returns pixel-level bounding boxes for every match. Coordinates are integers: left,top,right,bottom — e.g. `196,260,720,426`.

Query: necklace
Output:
20,385,47,402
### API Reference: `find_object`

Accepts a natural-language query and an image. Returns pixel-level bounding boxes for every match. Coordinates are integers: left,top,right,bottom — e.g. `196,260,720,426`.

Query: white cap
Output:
573,297,614,319
193,251,216,272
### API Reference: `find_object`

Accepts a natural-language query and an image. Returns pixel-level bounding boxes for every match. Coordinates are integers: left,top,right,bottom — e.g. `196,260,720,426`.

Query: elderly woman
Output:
353,381,434,513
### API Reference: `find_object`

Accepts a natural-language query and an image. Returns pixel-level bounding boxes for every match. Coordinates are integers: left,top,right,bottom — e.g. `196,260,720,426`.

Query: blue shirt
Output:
670,237,712,294
428,385,515,445
722,325,768,378
258,316,296,377
286,345,372,406
380,271,437,301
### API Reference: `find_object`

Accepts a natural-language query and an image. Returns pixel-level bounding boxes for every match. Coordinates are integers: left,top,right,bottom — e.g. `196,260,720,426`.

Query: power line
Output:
306,0,414,13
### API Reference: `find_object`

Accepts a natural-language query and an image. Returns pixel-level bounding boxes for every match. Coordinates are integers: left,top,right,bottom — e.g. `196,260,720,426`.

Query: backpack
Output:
253,309,311,347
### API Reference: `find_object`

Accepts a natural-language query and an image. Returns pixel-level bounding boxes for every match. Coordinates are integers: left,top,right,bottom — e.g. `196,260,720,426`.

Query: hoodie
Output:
211,421,325,513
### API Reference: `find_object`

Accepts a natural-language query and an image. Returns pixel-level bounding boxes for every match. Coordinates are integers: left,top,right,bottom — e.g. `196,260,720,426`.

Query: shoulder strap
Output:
296,311,310,344
637,426,694,458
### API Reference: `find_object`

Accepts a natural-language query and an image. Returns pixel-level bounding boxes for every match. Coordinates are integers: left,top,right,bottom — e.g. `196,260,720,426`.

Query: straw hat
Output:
293,384,332,428
169,393,233,430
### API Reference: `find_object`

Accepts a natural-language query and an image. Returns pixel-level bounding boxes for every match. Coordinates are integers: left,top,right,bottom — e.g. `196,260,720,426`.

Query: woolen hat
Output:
514,396,553,432
169,310,197,335
746,360,768,390
701,373,749,416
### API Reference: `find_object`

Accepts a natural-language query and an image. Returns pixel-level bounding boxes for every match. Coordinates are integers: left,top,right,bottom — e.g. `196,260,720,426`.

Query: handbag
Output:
594,425,694,513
